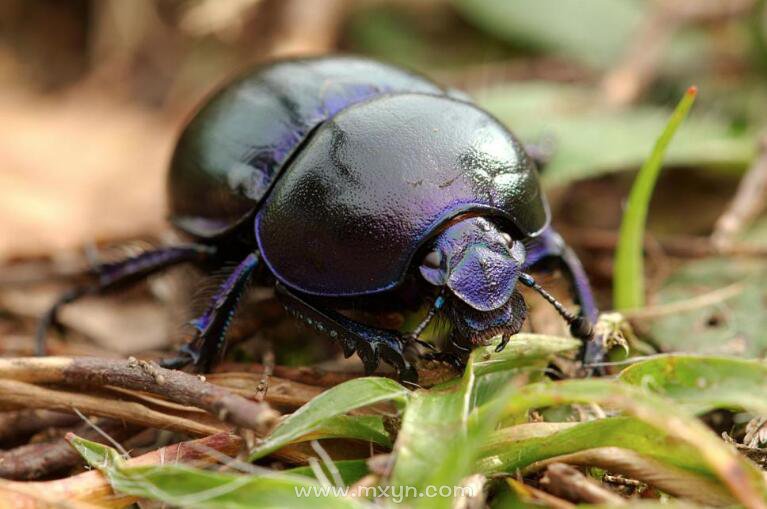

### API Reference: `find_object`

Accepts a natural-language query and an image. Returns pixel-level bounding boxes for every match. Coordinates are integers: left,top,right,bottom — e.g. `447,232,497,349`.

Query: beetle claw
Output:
339,335,357,358
495,333,511,353
357,341,381,375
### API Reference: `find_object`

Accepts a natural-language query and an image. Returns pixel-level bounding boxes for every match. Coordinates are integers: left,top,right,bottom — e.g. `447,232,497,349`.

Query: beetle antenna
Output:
405,291,446,350
518,273,593,340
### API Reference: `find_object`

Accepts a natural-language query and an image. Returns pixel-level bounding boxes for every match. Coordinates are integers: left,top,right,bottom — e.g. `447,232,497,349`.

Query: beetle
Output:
37,56,601,382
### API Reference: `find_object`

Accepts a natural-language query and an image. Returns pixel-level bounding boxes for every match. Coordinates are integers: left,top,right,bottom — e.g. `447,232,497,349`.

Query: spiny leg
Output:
36,244,214,355
275,283,418,384
160,252,260,372
524,227,602,364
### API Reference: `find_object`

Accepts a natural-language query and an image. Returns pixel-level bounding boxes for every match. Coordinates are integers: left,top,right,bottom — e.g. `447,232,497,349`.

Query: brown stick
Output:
0,357,279,434
540,463,626,505
0,379,223,436
0,409,79,444
0,419,138,480
3,433,243,508
214,361,361,387
206,372,322,411
712,137,767,249
602,0,755,105
559,226,767,258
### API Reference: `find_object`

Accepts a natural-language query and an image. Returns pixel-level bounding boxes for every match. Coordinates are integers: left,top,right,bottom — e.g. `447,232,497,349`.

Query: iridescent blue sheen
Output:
168,57,443,238
256,93,549,297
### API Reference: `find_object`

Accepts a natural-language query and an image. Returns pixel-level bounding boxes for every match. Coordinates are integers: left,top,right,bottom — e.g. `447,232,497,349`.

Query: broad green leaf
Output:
495,379,767,509
614,87,698,310
71,437,366,509
299,415,392,448
478,417,708,476
452,0,642,68
620,355,767,415
647,258,767,355
345,4,514,72
452,0,708,73
250,377,408,460
478,83,754,187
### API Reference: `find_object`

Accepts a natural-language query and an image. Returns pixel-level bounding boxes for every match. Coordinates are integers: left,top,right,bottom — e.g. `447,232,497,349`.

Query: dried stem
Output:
0,409,79,444
4,433,243,508
0,379,223,436
214,361,361,387
559,226,767,258
712,136,767,249
0,419,138,480
0,357,279,434
540,463,626,505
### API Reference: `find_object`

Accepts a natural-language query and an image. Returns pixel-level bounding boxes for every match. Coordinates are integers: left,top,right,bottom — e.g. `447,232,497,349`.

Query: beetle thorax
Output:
418,216,528,344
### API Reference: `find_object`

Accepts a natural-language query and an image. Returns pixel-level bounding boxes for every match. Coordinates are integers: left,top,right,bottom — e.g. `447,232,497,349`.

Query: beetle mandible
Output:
38,56,601,382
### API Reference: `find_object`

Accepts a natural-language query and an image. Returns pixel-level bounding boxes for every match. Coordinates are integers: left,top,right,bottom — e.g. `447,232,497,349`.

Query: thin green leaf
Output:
496,379,767,509
250,377,408,460
71,437,365,509
391,334,577,507
479,418,733,505
614,87,698,310
619,354,767,415
478,417,708,476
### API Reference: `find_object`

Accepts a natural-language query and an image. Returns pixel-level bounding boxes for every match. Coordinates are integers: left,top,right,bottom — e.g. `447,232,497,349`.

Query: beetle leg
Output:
275,283,418,384
36,243,215,355
162,252,260,372
523,227,603,364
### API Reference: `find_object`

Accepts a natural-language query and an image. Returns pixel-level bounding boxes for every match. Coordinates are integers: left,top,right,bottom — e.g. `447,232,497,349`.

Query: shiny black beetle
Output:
38,56,600,382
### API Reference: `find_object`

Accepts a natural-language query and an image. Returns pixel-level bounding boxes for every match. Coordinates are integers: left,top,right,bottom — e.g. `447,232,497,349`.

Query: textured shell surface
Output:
256,93,549,297
168,56,443,237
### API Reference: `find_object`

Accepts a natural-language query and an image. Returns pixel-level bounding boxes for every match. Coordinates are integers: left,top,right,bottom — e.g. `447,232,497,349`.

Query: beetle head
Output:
419,216,528,344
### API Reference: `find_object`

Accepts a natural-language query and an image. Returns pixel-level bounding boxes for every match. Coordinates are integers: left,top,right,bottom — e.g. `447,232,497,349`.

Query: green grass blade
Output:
389,334,578,507
619,354,767,415
614,86,698,310
249,377,408,461
477,417,733,504
493,378,767,509
70,437,367,509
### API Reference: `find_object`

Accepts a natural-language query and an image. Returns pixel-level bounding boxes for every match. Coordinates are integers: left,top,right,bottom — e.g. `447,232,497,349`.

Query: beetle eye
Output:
501,232,513,247
423,249,442,269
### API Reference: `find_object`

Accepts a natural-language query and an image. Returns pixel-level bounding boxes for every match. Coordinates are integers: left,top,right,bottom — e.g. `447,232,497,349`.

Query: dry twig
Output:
712,136,767,249
0,409,79,444
0,357,279,434
4,433,243,508
0,379,223,436
540,463,626,505
0,419,138,480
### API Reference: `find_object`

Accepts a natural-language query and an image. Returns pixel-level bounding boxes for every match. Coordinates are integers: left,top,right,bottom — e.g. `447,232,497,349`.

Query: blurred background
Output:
2,0,767,360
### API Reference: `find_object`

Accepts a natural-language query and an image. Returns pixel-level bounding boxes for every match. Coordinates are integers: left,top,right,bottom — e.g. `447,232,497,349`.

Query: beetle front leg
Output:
37,243,215,355
161,252,260,372
275,283,418,384
524,227,603,364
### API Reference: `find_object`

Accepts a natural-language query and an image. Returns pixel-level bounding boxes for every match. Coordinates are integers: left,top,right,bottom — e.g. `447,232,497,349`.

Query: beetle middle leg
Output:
160,252,260,372
275,283,418,384
36,243,215,355
523,227,603,364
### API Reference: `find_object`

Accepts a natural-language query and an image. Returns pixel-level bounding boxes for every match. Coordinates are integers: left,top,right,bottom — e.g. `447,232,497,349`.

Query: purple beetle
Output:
38,56,600,382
